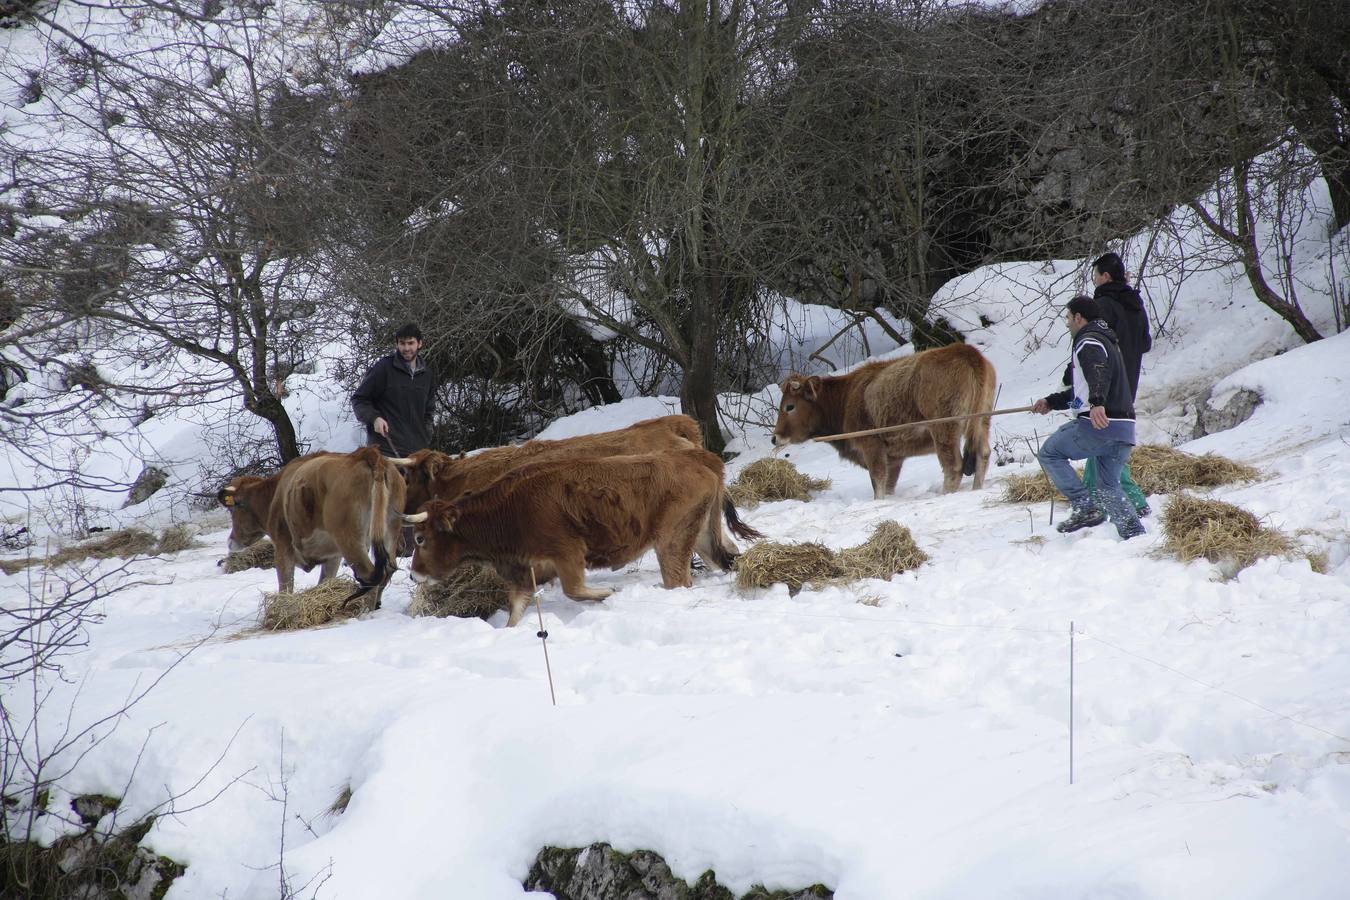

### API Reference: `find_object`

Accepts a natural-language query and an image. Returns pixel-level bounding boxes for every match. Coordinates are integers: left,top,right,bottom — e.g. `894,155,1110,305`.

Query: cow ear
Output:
437,508,458,533
782,377,801,395
804,376,822,399
425,454,442,480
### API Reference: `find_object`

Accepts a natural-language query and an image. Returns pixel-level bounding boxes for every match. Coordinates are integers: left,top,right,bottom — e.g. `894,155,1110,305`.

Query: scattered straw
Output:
407,563,508,620
998,445,1260,504
727,457,831,507
1160,493,1305,577
1129,444,1260,494
45,528,159,567
735,540,841,594
327,785,353,818
259,577,373,631
222,540,275,574
156,524,199,555
837,520,929,580
736,520,927,594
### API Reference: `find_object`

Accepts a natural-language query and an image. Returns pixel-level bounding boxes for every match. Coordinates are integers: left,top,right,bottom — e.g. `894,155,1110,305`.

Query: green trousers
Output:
1084,457,1148,511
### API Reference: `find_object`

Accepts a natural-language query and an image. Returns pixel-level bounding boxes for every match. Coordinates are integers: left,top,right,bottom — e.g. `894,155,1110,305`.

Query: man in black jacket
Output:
1032,296,1145,540
351,323,436,457
1084,251,1151,517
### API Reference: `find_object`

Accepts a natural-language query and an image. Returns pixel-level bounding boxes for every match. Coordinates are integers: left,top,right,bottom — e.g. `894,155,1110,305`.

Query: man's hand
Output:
1032,398,1050,415
374,416,390,437
1089,405,1108,429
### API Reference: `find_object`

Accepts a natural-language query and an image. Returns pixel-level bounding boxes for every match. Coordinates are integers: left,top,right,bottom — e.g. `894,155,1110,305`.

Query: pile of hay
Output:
3,525,205,574
222,540,275,573
1160,493,1316,576
837,520,929,579
1128,444,1260,494
727,457,831,507
998,445,1260,504
259,577,374,631
407,563,509,620
735,520,926,594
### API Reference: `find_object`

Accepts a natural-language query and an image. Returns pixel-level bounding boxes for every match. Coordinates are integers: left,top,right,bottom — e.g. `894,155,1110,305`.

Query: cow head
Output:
402,499,463,582
391,449,453,514
217,476,270,552
771,374,825,446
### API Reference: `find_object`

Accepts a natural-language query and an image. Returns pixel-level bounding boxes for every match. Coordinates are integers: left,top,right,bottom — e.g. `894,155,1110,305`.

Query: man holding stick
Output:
1032,296,1145,540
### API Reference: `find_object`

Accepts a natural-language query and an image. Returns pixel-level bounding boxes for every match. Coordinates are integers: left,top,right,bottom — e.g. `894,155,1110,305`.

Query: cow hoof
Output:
570,589,612,602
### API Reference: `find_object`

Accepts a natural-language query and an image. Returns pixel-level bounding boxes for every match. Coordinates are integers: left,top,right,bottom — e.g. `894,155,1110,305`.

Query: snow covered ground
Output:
4,245,1349,899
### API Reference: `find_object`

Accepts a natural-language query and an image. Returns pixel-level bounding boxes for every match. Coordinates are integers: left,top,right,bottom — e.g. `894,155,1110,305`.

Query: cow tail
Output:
961,358,998,478
722,494,764,541
352,453,393,598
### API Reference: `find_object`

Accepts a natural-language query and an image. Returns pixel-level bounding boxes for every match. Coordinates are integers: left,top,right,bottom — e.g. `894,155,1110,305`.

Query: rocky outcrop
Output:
1192,388,1262,439
525,843,833,900
124,466,168,507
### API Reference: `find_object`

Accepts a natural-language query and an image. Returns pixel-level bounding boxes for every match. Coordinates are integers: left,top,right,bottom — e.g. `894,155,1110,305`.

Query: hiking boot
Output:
1057,502,1106,534
1117,519,1146,540
1137,504,1151,518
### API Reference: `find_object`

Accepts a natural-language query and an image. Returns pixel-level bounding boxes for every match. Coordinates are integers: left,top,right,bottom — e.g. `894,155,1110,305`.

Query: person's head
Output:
1092,252,1126,287
1064,295,1100,335
393,323,423,362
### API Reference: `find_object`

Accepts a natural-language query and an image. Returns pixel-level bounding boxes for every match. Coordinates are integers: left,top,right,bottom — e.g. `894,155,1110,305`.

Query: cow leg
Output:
506,587,533,627
656,529,698,589
931,425,964,493
865,448,892,500
884,456,904,495
318,557,340,585
272,533,296,595
555,548,611,601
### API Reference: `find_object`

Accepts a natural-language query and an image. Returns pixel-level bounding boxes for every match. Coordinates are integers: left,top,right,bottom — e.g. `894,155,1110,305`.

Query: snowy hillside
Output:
4,239,1349,898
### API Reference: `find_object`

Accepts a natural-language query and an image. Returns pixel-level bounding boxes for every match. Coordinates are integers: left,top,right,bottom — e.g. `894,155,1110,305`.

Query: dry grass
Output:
326,785,353,818
407,563,509,620
998,445,1260,504
836,520,929,580
735,540,841,594
1129,444,1260,494
1160,493,1314,577
3,525,203,574
727,457,831,507
736,520,926,594
259,577,374,631
222,540,275,574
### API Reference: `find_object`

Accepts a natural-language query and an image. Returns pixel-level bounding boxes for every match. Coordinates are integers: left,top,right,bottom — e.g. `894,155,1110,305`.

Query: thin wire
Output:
1080,632,1350,745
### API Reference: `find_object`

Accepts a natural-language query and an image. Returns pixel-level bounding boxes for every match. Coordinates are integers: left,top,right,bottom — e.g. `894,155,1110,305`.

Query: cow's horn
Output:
221,485,236,493
387,457,415,466
401,512,429,524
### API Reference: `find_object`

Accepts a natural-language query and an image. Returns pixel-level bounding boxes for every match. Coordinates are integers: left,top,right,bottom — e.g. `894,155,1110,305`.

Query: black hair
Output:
1092,252,1126,283
394,323,423,341
1066,295,1101,321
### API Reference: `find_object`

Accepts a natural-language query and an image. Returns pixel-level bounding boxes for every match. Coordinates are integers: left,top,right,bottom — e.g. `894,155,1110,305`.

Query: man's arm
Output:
351,362,385,427
1075,340,1112,408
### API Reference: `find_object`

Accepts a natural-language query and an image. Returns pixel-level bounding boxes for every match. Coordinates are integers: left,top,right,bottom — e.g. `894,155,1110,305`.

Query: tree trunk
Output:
680,322,726,455
246,390,302,462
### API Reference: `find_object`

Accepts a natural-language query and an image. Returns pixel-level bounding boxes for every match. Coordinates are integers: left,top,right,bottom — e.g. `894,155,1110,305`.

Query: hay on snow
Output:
222,539,275,574
5,524,205,573
999,444,1260,504
260,577,374,631
736,520,926,594
1159,493,1313,576
727,457,830,507
407,563,509,620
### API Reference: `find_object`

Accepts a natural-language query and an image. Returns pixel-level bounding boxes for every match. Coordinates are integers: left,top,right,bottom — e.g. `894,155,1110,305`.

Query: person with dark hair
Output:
1032,296,1145,539
351,322,436,457
1084,252,1152,517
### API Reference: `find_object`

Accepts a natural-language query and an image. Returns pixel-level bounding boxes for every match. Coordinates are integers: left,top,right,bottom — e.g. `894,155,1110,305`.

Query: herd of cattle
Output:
217,344,999,626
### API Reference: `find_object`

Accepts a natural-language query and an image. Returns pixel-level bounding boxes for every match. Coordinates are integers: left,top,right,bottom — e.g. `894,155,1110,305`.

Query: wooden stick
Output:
812,405,1037,443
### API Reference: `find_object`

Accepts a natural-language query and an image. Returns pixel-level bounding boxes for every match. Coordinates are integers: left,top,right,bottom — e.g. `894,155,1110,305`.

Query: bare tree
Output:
0,0,358,468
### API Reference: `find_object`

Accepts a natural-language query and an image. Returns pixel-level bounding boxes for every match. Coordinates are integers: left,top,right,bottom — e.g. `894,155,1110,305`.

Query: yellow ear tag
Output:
223,495,234,507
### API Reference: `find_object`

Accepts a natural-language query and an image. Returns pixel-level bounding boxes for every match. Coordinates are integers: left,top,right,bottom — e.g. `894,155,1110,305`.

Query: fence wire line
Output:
582,592,1350,746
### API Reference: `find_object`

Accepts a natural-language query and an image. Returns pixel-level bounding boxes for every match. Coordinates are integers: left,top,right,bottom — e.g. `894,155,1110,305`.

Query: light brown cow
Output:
772,343,997,499
218,446,405,605
394,414,701,512
392,413,761,549
404,448,743,626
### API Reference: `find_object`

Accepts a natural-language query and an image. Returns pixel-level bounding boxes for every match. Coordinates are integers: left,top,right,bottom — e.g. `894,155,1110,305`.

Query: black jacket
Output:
1092,279,1151,399
351,352,436,455
1045,320,1135,425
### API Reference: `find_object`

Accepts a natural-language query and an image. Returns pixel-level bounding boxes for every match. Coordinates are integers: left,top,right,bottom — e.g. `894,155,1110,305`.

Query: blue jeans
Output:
1039,420,1142,536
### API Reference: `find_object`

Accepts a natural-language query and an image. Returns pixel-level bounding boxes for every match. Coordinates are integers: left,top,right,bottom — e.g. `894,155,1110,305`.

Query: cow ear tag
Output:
223,494,234,507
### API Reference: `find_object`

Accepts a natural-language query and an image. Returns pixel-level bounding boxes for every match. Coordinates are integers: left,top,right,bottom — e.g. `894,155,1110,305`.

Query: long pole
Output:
812,405,1037,443
1069,619,1075,786
531,567,557,707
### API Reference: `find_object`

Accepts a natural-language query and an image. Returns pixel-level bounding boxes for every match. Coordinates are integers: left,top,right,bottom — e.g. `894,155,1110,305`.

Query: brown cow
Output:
772,343,997,499
404,448,742,626
393,413,760,547
218,447,405,605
